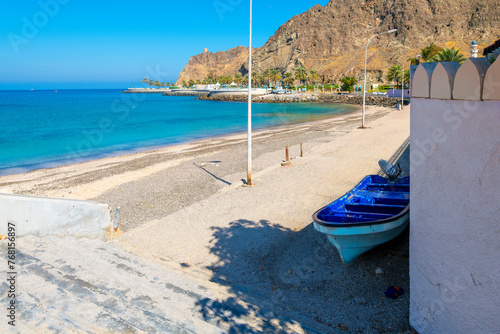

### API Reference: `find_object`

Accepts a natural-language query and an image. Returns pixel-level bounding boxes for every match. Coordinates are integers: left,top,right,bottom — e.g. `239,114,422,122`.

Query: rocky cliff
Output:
176,46,251,84
177,0,500,84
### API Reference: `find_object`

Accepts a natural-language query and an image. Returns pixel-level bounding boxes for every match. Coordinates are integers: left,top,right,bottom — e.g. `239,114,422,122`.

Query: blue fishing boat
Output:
313,175,410,264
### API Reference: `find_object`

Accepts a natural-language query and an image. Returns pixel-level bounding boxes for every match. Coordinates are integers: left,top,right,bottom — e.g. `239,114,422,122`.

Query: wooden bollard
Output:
300,143,303,157
285,146,289,162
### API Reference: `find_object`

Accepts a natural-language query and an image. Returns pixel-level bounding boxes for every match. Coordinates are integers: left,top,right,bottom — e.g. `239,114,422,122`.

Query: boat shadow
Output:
193,218,411,333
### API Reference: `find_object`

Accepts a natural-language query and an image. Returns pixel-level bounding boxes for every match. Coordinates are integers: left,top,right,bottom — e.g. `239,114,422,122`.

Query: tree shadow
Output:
193,219,411,333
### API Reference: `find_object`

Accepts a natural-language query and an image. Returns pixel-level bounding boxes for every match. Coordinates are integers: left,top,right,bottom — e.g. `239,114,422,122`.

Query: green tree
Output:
294,67,307,85
188,79,196,88
262,69,271,87
421,42,443,62
340,76,357,92
234,73,242,87
432,47,467,64
409,58,421,65
386,65,403,88
148,79,154,88
308,70,319,85
182,80,187,88
283,72,294,87
155,80,161,89
251,71,259,87
402,69,411,88
269,69,282,87
206,72,217,84
217,76,226,85
142,77,149,88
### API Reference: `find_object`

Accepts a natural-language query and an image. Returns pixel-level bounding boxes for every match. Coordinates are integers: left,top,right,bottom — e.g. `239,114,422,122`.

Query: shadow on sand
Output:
194,144,413,333
194,219,411,333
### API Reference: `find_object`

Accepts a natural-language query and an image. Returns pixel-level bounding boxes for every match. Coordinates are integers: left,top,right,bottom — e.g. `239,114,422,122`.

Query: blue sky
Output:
0,0,328,89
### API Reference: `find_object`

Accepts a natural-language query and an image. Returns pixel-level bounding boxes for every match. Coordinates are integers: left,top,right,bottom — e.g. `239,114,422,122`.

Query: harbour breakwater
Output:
197,92,405,107
122,89,406,107
122,89,171,93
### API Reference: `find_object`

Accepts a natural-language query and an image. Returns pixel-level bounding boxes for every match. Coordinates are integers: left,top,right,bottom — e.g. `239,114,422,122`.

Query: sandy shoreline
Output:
0,105,393,230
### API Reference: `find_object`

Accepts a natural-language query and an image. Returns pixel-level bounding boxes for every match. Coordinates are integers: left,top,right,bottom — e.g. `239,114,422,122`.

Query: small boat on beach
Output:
313,175,410,264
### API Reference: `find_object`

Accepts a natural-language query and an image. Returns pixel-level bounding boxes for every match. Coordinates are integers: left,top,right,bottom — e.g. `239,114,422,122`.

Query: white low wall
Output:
387,89,410,98
0,194,112,240
410,59,500,333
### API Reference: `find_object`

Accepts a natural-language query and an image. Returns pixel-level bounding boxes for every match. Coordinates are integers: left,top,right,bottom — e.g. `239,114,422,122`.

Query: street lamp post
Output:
362,28,397,128
247,0,253,185
401,55,420,110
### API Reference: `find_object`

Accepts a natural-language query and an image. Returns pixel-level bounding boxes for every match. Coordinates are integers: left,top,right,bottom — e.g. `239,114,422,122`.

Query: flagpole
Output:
247,0,253,185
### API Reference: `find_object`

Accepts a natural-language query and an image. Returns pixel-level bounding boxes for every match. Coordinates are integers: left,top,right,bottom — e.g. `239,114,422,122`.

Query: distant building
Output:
204,48,208,53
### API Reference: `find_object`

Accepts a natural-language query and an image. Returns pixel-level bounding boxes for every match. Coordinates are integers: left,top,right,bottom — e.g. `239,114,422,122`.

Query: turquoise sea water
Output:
0,89,357,175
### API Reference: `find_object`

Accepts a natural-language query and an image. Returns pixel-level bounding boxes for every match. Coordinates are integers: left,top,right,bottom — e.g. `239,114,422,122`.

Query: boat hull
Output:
312,175,410,264
313,210,409,264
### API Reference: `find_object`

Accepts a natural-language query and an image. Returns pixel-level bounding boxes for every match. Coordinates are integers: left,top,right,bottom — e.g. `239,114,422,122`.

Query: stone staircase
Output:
0,236,329,334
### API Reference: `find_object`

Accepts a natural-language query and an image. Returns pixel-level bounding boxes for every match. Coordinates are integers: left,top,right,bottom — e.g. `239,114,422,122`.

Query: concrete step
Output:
0,236,329,334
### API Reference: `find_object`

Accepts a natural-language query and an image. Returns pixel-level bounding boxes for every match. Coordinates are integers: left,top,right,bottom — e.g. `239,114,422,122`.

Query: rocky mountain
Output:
176,46,251,85
177,0,499,84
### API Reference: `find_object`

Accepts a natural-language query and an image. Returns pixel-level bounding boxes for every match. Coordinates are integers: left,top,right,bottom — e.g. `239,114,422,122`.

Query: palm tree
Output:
432,47,467,64
386,65,403,88
340,76,357,93
234,73,242,87
308,70,319,85
263,69,271,87
206,72,217,84
402,69,411,88
269,69,281,87
142,77,148,88
283,72,294,87
421,42,443,62
294,67,307,86
251,71,258,87
148,79,154,88
155,80,161,89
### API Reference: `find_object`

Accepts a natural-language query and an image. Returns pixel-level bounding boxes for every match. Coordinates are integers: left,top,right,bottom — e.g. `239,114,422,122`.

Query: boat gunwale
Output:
313,205,409,227
312,175,410,227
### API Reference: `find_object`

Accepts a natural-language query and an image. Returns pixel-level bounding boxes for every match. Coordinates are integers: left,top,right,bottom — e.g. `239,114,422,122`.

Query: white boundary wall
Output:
410,59,500,333
0,194,112,240
387,89,410,98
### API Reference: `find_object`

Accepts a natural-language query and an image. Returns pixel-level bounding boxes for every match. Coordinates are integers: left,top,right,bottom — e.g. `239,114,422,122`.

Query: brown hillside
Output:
177,0,499,84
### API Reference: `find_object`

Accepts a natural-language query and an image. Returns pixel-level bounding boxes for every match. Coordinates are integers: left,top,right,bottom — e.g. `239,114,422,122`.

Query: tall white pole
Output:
247,0,253,185
362,29,397,128
362,39,370,128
